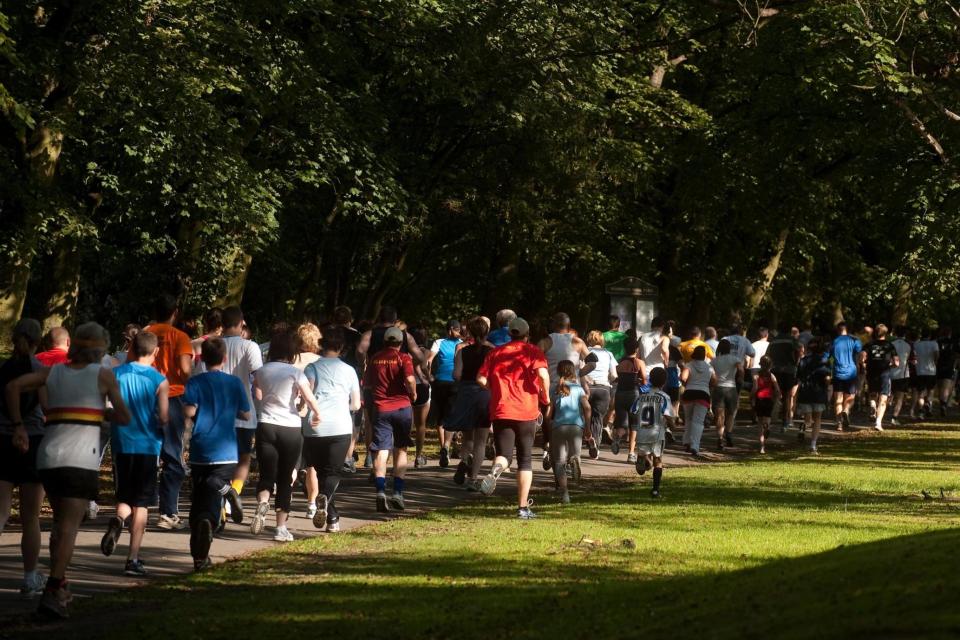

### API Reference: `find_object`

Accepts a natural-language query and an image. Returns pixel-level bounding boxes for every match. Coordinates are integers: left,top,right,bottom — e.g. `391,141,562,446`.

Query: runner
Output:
132,295,194,531
35,326,70,367
0,319,46,598
768,322,802,433
488,309,516,348
750,327,770,379
5,322,131,619
328,306,362,473
724,323,756,394
680,346,716,456
293,323,322,519
448,316,494,489
911,328,939,419
251,330,323,541
363,326,416,513
477,317,550,519
664,342,682,440
830,322,862,431
303,328,362,532
612,338,646,461
750,356,780,454
889,326,912,425
861,324,899,432
640,317,671,374
796,338,831,453
100,331,170,576
679,327,715,362
408,325,434,467
547,360,591,504
935,326,958,416
429,320,462,468
217,306,263,516
105,324,140,368
191,308,223,366
633,367,674,498
711,339,743,449
182,338,251,571
704,326,720,353
583,330,617,457
602,315,627,361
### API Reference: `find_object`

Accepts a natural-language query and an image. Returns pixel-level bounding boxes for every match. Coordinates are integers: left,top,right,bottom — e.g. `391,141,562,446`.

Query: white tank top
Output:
38,364,106,472
546,333,580,386
642,331,665,370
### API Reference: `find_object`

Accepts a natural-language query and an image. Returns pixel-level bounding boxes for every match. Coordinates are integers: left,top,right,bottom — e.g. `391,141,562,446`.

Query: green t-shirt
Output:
603,330,626,361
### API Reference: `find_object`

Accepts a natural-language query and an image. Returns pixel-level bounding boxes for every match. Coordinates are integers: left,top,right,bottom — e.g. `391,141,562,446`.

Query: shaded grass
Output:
12,422,960,639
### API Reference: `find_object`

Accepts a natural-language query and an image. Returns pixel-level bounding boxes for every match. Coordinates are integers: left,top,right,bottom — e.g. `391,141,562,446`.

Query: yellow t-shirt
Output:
680,339,715,363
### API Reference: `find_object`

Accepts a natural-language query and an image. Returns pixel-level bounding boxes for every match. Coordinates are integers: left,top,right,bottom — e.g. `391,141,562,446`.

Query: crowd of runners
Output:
2,296,959,619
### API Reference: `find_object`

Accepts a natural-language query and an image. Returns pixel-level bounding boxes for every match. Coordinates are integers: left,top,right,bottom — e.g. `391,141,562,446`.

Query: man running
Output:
487,309,516,348
889,326,912,425
767,322,801,433
640,317,671,374
861,324,899,431
935,326,958,416
680,327,715,362
364,327,416,513
830,321,862,431
477,317,550,519
429,320,463,468
602,315,627,361
704,326,720,353
35,326,70,367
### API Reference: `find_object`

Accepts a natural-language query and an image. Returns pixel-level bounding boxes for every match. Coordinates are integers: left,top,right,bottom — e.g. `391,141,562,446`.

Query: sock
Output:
230,479,244,494
393,477,405,495
45,576,64,592
375,477,386,493
652,468,663,492
24,569,38,581
811,438,818,449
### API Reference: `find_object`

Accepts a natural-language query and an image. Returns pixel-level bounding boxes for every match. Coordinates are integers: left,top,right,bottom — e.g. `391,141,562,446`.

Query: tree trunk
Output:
215,250,252,308
742,228,789,326
43,235,81,331
892,280,910,327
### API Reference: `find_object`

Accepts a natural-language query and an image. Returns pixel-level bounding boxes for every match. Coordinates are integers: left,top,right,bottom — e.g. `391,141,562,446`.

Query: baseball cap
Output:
384,327,404,343
508,317,530,337
13,318,42,345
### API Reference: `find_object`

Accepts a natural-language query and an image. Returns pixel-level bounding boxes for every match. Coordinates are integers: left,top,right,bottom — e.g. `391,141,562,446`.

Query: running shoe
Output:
124,559,147,577
724,432,734,447
560,490,570,505
191,519,213,569
313,494,328,529
518,500,537,520
273,527,294,542
466,479,482,492
636,456,650,476
193,557,213,572
542,450,552,471
85,501,99,522
225,486,244,524
250,501,270,536
342,459,356,474
363,452,372,469
874,422,884,432
306,502,317,519
780,421,789,434
940,404,947,418
570,456,582,484
19,572,45,599
717,437,725,451
439,447,450,469
36,586,70,619
690,449,700,458
650,489,661,499
587,438,599,460
376,492,389,513
453,458,469,486
480,462,506,496
890,418,899,426
390,493,405,511
415,453,428,469
626,452,638,464
100,515,123,557
326,519,341,533
841,411,851,430
156,514,185,530
602,425,613,444
610,437,621,455
809,446,820,455
665,428,676,444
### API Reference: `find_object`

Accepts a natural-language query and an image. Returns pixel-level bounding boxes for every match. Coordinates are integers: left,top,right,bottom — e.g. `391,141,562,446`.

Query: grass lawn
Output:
27,422,960,639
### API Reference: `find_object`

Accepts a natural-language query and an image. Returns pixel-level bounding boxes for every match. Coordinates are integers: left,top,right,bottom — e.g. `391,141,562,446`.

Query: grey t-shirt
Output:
0,355,45,436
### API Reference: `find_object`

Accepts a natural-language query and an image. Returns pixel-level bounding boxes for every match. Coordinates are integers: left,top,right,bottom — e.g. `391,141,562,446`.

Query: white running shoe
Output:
85,501,100,522
19,572,45,599
156,514,185,530
480,462,505,496
326,520,341,533
306,503,317,519
273,526,294,542
250,501,270,536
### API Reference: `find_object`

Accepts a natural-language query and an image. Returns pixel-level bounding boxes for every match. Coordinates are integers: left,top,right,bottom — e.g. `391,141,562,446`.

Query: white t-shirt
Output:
891,339,911,380
750,339,769,370
713,354,741,388
220,335,263,429
685,360,713,394
585,347,617,387
304,357,360,438
914,340,939,376
255,362,307,428
641,331,665,370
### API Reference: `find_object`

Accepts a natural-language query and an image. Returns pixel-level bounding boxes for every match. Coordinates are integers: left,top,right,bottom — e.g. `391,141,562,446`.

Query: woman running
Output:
251,330,322,542
303,328,361,532
5,322,131,619
548,360,591,504
407,325,434,467
796,338,831,453
711,339,743,449
294,323,322,519
583,330,617,458
681,346,716,456
449,317,494,489
751,356,780,454
612,338,646,462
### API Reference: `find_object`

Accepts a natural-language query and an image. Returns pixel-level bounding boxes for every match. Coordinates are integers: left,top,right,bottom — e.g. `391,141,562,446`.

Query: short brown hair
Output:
201,337,227,368
132,331,159,358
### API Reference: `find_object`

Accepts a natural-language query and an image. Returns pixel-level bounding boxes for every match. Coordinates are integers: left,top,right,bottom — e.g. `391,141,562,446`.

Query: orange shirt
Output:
137,323,193,397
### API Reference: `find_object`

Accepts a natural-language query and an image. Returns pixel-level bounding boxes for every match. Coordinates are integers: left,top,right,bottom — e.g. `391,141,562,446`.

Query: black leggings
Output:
493,419,536,471
255,422,303,513
588,386,611,444
302,434,351,524
189,463,235,530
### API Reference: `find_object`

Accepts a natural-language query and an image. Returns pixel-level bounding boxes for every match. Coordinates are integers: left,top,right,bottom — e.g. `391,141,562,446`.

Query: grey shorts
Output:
711,387,739,413
797,403,826,415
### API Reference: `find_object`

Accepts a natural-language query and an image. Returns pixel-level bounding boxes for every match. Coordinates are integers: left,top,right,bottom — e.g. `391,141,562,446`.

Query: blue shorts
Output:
867,371,892,397
371,406,414,452
236,428,256,456
833,377,858,396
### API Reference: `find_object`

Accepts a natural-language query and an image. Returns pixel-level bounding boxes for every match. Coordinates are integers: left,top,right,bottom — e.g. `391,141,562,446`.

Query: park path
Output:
0,417,854,620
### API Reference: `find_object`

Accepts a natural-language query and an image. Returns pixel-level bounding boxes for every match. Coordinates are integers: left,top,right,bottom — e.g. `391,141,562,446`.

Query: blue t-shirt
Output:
112,362,166,455
552,382,586,428
488,327,511,347
431,338,462,382
183,370,250,465
830,335,862,381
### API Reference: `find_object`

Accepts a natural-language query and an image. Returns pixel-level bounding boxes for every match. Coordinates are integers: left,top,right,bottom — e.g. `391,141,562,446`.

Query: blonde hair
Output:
556,360,577,397
585,330,604,348
296,323,322,355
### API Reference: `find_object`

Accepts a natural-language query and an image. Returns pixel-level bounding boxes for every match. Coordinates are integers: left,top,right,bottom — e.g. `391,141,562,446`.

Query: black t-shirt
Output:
768,337,799,373
936,336,957,372
796,355,831,405
865,340,897,377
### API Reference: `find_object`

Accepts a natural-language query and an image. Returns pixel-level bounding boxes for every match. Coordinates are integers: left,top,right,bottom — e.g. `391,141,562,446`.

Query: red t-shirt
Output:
35,348,69,367
477,340,548,421
133,323,193,397
363,347,414,412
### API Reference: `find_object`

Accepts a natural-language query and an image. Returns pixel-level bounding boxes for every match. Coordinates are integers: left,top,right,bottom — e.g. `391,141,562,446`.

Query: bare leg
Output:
276,509,288,528
392,448,408,480
517,469,532,509
49,497,87,582
414,404,429,458
305,467,319,504
0,481,12,535
15,483,44,574
127,507,148,561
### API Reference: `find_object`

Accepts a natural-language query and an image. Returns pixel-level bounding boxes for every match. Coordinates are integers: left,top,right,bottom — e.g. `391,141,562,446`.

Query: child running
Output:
182,338,250,571
100,331,170,576
632,367,674,498
751,356,780,454
548,360,592,504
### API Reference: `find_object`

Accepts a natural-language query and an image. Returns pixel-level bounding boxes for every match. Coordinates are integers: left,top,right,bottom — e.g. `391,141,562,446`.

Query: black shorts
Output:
413,383,431,407
936,368,955,381
891,378,910,394
774,371,797,390
236,428,256,455
833,378,858,396
114,453,159,507
755,398,775,418
39,467,99,501
665,387,680,403
912,375,936,391
0,434,43,485
429,380,457,425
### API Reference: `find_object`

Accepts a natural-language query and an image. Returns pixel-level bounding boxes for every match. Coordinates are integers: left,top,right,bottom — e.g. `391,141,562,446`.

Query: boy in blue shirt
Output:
101,331,169,576
182,338,250,571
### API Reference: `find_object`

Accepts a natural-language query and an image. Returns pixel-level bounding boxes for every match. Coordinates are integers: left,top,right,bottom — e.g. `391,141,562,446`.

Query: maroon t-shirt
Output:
363,347,414,412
